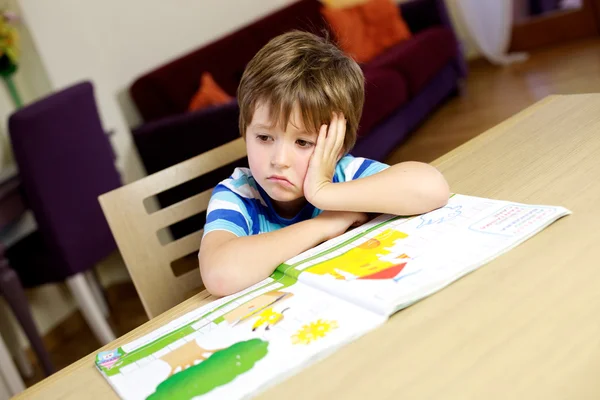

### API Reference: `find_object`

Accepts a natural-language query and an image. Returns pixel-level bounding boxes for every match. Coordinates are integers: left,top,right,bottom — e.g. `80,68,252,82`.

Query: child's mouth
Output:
267,176,293,187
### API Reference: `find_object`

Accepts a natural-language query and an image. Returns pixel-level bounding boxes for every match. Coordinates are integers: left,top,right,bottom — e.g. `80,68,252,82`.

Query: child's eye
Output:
296,139,313,148
256,134,271,142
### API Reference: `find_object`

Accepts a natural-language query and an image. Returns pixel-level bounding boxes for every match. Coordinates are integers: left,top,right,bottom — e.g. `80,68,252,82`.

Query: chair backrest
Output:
99,137,246,319
8,81,122,277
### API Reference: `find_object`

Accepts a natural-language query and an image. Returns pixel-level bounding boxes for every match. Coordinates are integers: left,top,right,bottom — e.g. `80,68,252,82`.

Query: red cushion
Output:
367,27,458,97
358,66,408,137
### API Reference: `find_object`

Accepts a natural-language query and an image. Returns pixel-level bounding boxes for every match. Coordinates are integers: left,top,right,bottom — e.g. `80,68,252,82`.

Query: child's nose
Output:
271,144,291,168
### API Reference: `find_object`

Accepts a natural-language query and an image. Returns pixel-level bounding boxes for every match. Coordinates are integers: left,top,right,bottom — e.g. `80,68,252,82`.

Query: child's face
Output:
246,102,318,216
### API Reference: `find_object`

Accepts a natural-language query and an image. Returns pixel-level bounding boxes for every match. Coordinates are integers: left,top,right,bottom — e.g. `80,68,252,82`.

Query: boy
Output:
199,31,450,296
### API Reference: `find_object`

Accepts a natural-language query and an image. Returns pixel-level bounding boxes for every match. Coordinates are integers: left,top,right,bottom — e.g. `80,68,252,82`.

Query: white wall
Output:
0,0,53,170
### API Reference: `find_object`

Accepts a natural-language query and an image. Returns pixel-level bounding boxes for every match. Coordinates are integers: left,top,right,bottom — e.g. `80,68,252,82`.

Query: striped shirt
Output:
203,154,388,237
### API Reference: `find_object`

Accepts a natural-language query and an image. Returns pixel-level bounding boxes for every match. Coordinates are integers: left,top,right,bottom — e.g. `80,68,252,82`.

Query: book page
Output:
95,271,384,400
280,194,571,316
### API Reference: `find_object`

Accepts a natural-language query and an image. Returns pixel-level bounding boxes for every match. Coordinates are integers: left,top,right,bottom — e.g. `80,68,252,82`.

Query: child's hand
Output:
316,210,369,240
303,112,346,208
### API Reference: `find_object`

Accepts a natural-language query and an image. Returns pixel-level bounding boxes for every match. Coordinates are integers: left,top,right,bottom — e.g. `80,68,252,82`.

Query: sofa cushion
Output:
322,6,378,63
367,27,457,96
322,0,411,63
360,0,412,51
358,66,408,137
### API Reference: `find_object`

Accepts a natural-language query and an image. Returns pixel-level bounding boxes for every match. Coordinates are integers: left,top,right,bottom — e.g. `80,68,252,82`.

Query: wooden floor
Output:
21,282,149,388
386,37,600,165
20,37,600,388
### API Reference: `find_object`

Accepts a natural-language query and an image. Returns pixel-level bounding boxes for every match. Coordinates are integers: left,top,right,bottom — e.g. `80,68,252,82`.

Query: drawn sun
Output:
291,319,338,345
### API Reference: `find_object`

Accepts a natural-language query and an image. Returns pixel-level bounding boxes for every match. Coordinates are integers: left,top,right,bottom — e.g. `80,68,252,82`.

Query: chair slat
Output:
164,230,204,263
150,189,213,230
99,138,247,319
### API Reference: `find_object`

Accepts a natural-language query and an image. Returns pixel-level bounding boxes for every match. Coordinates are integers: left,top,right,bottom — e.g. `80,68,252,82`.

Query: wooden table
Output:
15,94,600,399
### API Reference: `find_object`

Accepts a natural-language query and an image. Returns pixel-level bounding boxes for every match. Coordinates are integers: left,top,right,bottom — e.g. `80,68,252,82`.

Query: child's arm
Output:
199,210,368,296
304,113,450,216
308,160,449,215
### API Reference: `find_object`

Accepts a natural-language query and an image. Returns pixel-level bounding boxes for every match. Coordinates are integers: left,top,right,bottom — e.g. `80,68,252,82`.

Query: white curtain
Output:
452,0,529,66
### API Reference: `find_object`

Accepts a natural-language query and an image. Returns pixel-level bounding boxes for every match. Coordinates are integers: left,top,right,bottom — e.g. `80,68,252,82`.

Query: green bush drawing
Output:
147,339,269,400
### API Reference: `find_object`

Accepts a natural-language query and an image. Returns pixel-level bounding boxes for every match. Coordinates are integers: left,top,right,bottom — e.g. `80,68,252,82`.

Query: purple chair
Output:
5,81,122,349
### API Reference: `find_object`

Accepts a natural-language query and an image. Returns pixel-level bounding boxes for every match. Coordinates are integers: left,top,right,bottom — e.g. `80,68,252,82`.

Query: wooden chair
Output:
99,138,246,319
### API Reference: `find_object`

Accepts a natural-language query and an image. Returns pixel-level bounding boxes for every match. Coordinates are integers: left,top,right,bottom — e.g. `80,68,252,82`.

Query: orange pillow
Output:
188,72,233,112
322,0,411,63
361,0,412,51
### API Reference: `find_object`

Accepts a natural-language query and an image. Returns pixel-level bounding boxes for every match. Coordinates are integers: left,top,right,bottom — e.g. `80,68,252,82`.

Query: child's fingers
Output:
314,124,328,159
333,113,346,156
324,112,340,158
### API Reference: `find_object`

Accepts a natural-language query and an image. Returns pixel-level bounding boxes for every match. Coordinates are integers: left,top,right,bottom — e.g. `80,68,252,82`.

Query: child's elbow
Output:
430,176,451,209
201,270,232,297
419,168,450,212
199,257,234,297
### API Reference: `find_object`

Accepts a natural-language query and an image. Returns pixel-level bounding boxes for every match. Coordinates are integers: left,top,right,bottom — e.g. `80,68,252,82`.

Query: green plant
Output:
0,9,21,107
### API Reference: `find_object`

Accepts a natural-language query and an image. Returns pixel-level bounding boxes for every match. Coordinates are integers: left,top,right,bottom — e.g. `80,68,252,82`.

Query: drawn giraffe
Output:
251,307,290,331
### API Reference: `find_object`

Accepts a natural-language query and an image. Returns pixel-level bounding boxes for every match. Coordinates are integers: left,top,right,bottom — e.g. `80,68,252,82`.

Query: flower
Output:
0,9,19,77
291,319,339,345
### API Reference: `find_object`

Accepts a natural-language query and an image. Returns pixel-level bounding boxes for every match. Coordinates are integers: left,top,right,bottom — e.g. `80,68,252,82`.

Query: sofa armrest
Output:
400,0,468,78
132,100,242,175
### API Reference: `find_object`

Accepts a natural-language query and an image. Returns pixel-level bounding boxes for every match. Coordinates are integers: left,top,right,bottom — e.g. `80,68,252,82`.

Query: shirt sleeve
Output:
334,154,389,183
203,184,253,237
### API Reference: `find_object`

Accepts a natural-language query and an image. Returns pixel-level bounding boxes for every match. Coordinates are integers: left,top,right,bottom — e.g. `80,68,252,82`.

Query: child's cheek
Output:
298,154,312,181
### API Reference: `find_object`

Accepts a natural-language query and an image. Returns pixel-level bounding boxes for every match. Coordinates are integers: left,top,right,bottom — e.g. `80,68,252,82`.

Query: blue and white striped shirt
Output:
203,154,388,237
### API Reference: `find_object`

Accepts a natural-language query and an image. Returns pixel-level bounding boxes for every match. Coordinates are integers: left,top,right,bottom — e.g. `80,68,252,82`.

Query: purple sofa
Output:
128,0,466,237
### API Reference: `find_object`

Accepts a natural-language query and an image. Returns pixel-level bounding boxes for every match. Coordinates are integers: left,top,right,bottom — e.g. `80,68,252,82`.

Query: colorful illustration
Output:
252,307,290,331
223,290,293,326
148,339,269,400
306,229,409,280
292,319,339,345
97,349,123,370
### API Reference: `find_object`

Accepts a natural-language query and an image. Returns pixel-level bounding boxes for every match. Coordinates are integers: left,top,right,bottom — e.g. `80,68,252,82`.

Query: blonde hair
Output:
237,30,364,154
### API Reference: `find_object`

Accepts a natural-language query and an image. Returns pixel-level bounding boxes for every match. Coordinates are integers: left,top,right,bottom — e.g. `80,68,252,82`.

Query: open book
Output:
95,194,571,400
